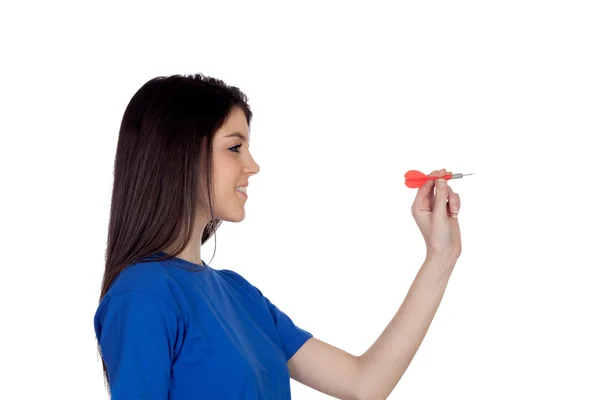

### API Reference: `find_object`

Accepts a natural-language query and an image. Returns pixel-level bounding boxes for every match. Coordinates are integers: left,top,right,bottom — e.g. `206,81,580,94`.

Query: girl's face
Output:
210,107,260,222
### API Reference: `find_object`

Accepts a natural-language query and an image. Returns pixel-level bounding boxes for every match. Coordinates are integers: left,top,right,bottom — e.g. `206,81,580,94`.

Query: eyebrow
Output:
225,132,249,143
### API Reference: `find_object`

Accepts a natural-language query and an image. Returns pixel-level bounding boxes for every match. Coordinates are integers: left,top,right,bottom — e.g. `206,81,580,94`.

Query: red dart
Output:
404,170,475,188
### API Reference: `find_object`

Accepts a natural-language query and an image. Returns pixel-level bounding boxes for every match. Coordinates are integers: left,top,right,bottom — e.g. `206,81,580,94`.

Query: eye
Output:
229,145,242,153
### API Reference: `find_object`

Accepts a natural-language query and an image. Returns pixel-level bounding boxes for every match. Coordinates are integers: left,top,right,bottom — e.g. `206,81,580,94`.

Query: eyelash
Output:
229,145,242,153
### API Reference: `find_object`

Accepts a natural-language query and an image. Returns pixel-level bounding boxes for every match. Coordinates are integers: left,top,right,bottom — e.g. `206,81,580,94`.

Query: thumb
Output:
433,178,450,217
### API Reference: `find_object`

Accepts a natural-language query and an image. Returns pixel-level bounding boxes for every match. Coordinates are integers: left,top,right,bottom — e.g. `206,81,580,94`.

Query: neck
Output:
163,216,210,265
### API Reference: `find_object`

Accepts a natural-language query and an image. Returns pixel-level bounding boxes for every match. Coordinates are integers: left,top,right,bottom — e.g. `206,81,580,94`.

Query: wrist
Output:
423,254,458,274
425,249,459,265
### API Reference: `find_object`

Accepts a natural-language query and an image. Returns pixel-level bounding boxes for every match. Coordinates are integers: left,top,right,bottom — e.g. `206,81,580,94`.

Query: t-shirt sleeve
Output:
261,295,313,361
218,269,313,360
93,291,182,399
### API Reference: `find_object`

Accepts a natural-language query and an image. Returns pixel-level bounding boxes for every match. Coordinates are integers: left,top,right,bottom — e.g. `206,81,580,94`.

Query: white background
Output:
1,1,598,398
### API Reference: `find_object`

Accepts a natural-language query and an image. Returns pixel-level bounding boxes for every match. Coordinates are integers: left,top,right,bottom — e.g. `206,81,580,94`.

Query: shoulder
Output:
215,269,264,298
109,260,172,293
99,260,189,319
93,261,188,363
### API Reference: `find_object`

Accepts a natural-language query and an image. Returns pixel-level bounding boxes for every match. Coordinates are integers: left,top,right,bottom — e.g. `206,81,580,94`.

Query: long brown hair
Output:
98,73,252,386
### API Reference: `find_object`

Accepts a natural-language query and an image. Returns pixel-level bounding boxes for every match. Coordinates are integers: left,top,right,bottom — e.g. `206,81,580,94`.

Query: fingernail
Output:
437,179,446,187
452,207,459,218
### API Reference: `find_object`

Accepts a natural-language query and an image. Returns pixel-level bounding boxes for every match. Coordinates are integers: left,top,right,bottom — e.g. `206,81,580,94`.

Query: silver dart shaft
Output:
450,173,475,179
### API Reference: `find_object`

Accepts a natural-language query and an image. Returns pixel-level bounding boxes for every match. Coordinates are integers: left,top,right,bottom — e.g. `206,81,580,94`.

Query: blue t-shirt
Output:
93,252,313,399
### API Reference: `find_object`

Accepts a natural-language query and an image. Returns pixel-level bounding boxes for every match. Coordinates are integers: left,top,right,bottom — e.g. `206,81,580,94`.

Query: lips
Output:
235,183,247,196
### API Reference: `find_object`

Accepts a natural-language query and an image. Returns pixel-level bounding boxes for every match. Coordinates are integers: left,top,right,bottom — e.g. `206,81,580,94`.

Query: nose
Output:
245,155,260,176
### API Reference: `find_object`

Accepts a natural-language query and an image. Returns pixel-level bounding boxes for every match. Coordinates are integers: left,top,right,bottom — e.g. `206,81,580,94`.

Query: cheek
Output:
211,174,234,197
210,155,240,193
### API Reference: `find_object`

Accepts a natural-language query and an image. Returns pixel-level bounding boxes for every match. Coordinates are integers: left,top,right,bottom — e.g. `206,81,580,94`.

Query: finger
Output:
413,170,438,211
433,177,450,218
413,169,447,211
447,186,460,218
431,169,447,204
415,171,436,201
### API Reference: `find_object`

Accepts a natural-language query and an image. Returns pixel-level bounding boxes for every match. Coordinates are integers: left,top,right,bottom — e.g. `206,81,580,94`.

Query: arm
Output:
355,256,455,399
289,171,461,399
288,257,455,400
94,292,181,399
288,338,362,399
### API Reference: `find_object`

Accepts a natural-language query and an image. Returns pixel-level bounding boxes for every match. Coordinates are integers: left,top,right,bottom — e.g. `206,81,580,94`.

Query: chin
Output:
214,197,246,223
220,211,245,223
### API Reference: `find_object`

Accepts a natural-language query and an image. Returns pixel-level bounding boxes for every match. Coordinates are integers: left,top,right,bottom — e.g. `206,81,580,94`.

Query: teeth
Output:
236,187,247,193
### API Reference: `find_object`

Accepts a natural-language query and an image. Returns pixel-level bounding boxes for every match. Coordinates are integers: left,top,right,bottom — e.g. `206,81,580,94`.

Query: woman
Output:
94,73,462,399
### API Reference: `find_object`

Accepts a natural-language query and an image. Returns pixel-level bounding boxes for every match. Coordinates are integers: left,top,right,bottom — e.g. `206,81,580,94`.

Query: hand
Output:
411,169,462,263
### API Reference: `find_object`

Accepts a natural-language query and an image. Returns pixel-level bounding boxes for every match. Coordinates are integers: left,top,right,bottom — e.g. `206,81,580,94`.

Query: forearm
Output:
356,257,456,400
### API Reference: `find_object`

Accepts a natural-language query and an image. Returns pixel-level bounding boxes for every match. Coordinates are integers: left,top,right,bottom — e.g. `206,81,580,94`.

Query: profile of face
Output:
209,106,260,223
